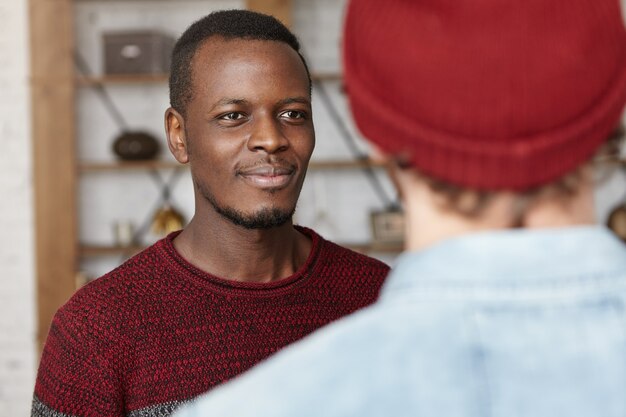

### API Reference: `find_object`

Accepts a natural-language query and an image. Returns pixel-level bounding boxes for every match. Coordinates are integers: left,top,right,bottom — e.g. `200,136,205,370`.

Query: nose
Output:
246,115,289,154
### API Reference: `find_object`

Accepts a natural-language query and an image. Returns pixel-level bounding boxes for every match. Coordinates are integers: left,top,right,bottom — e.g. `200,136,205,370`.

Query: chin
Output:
218,204,295,230
198,181,297,229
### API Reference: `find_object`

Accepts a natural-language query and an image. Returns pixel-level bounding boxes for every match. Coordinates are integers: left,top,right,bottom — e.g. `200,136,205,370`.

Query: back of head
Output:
344,0,626,192
169,9,310,116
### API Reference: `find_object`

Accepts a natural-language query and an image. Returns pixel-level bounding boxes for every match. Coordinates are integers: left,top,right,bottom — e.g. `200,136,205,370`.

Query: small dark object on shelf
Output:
607,202,626,242
104,30,175,75
112,131,160,161
370,207,405,244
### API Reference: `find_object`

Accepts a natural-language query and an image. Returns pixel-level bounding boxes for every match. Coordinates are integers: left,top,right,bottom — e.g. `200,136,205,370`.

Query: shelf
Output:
80,245,145,257
80,160,183,172
77,74,170,85
77,71,342,86
341,241,404,254
80,240,403,258
596,155,626,167
79,158,385,172
310,159,384,170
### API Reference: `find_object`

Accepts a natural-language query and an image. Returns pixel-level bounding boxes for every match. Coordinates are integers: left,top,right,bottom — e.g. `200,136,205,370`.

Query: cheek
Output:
188,136,240,167
293,130,315,160
189,146,233,191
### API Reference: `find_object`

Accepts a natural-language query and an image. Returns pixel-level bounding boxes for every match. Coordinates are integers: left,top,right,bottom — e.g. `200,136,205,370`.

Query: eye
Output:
220,112,245,121
280,110,306,120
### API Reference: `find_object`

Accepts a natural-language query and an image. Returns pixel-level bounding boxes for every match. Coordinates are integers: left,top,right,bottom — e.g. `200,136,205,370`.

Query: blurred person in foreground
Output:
31,9,389,417
173,0,626,416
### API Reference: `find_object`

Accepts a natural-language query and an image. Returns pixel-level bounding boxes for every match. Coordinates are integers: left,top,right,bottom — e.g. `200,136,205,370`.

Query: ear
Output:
164,107,189,164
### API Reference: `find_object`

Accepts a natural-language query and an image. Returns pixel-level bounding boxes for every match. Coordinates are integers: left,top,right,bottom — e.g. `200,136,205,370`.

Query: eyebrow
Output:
211,98,249,109
211,97,311,111
278,97,311,106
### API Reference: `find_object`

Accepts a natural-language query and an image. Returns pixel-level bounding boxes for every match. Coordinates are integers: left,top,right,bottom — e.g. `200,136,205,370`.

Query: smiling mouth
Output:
237,164,296,190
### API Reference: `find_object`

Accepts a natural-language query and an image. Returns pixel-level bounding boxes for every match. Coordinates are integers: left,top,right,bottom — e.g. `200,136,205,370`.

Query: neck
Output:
398,169,596,251
173,209,311,283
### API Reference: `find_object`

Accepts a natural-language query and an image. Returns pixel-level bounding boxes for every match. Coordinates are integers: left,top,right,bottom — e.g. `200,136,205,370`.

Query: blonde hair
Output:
408,125,624,220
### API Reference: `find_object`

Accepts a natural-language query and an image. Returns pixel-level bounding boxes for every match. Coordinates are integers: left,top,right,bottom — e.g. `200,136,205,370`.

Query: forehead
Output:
190,37,310,101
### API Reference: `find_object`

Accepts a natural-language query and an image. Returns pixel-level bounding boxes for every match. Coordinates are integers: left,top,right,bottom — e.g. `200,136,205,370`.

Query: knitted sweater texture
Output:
32,227,389,417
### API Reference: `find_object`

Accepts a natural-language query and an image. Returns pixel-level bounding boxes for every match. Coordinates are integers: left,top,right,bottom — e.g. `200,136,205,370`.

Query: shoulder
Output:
75,240,163,295
299,226,391,276
55,237,175,333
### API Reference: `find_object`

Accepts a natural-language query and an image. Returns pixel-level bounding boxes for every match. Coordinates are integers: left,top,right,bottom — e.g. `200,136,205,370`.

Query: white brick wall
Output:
0,0,36,416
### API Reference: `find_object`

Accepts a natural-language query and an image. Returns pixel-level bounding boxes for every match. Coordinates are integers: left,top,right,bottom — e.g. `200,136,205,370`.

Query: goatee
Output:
197,180,295,229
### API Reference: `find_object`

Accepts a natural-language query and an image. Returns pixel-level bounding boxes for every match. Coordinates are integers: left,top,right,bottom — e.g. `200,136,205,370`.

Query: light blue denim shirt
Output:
174,226,626,417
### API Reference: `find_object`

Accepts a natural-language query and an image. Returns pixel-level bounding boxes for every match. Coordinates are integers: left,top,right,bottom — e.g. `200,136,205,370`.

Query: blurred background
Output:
1,0,625,415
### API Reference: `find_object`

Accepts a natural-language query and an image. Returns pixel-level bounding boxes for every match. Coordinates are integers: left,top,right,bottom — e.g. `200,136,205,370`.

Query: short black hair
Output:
169,9,311,116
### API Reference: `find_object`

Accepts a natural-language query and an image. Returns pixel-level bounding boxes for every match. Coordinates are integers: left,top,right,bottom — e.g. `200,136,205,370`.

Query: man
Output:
31,10,389,417
173,0,626,416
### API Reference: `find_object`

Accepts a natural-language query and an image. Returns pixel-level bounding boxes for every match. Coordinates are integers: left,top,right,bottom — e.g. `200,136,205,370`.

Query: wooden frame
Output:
30,0,77,352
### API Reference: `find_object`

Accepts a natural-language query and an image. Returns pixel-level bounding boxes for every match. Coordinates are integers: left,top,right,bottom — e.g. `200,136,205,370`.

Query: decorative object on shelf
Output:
113,220,136,247
148,168,186,237
606,179,626,242
370,207,405,244
103,30,175,75
112,130,160,161
151,203,185,236
608,202,626,242
309,175,337,239
74,271,90,289
605,136,626,242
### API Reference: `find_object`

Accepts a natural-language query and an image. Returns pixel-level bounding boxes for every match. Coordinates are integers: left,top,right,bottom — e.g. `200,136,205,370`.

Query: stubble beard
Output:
197,181,296,229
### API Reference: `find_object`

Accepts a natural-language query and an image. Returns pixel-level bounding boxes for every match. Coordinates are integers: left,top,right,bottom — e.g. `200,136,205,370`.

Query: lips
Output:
237,164,296,190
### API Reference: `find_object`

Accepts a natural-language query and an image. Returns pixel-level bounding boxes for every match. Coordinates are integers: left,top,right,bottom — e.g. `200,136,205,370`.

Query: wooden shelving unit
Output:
77,71,342,86
78,158,385,172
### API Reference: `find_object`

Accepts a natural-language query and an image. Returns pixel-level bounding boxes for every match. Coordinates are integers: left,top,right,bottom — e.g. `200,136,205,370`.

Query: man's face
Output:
168,38,314,229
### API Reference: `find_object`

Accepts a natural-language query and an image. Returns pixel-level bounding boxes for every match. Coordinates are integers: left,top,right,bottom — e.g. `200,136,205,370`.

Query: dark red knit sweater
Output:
32,227,389,417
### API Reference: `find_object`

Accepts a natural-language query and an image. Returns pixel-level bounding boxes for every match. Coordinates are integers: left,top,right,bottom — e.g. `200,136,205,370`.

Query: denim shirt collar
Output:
380,225,626,301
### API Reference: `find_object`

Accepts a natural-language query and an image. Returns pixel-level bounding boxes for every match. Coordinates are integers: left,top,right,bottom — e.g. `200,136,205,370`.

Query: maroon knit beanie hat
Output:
344,0,626,190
